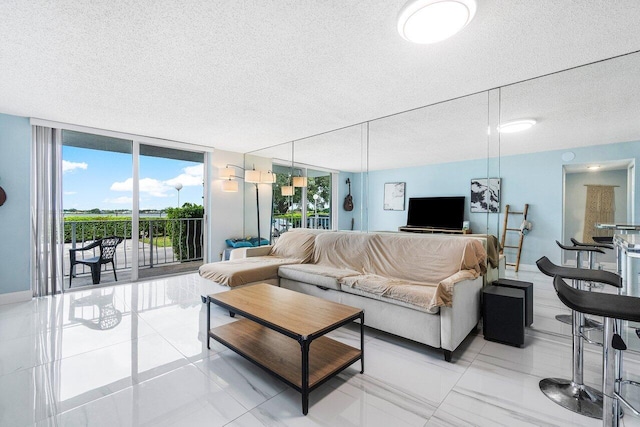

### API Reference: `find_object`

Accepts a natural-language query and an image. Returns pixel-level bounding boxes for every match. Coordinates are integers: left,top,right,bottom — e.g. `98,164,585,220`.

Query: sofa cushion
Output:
364,234,486,284
341,269,477,310
269,230,316,262
339,276,440,314
312,232,371,272
199,256,300,287
278,264,360,290
225,239,254,248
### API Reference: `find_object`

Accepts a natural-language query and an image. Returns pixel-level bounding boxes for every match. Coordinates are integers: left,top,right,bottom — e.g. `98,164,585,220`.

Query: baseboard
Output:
562,260,616,270
508,261,616,273
0,290,32,305
512,263,537,272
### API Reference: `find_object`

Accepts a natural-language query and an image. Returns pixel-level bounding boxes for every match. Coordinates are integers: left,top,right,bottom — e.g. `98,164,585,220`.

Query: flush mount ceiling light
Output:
588,165,601,170
497,119,537,134
398,0,477,44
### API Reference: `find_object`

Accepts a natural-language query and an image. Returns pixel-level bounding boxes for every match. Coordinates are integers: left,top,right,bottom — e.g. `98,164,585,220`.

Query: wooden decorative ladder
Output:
500,204,529,272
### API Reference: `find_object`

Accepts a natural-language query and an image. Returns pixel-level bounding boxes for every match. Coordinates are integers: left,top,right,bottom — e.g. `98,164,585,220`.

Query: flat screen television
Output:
406,197,465,230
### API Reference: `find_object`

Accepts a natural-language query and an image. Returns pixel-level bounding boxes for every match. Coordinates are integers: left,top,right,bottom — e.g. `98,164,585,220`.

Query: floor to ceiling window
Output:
61,130,206,289
305,168,332,229
138,144,204,280
269,164,334,240
62,131,133,288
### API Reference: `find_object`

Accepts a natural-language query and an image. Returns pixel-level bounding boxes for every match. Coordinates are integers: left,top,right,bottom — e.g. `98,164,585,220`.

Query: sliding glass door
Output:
137,145,205,280
60,130,206,289
62,131,133,288
306,168,332,229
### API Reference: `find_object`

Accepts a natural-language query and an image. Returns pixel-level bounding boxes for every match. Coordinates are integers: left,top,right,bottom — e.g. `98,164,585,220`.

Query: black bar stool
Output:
555,241,606,327
571,238,615,282
593,236,614,245
571,237,613,269
536,256,622,419
553,275,640,426
558,240,605,269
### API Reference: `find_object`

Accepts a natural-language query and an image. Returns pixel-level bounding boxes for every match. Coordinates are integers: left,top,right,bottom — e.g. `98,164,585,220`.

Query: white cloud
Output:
110,177,171,197
110,178,133,192
165,164,204,187
62,160,88,174
63,191,77,195
103,196,133,204
140,178,172,197
110,164,203,199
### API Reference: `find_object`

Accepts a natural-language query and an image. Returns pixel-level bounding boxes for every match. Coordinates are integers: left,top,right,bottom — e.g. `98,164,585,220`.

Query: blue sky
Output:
63,147,204,210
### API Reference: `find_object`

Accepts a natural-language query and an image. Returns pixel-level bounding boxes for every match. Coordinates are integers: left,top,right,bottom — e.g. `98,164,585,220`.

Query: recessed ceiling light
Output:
497,119,537,134
588,165,601,170
398,0,477,44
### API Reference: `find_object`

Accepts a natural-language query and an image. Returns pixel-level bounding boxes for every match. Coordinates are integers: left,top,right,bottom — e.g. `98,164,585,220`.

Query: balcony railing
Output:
64,218,203,277
272,215,331,237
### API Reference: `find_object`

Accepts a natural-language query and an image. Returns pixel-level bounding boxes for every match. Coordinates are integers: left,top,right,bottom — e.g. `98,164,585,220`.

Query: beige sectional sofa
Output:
199,229,488,361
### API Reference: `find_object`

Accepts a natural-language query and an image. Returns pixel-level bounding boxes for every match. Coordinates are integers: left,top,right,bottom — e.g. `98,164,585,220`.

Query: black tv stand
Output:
398,226,471,235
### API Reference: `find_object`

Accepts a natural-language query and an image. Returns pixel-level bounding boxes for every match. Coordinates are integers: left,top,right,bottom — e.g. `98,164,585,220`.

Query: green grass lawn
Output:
142,236,172,247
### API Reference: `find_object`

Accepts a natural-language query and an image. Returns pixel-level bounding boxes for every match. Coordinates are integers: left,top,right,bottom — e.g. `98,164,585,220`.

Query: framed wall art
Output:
470,178,501,213
384,182,406,211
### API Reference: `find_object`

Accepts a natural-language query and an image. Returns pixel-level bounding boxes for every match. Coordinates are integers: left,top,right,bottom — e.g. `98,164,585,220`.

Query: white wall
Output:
208,149,245,261
243,154,273,242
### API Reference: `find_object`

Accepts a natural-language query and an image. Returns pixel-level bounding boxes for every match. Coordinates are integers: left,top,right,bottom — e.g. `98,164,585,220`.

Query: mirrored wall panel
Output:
367,92,493,236
244,142,292,244
499,51,640,270
498,52,640,341
292,124,367,232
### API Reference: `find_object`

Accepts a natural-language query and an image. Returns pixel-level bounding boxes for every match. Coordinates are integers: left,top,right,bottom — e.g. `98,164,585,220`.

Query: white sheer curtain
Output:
31,126,63,297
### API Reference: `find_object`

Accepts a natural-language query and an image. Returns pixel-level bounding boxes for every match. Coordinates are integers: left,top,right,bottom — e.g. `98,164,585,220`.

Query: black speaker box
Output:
493,278,533,327
483,285,525,347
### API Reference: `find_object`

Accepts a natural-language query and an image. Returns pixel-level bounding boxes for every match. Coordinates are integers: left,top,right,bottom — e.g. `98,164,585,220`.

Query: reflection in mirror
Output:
487,88,502,271
244,142,292,244
366,92,490,235
499,51,640,269
498,52,640,342
292,124,367,231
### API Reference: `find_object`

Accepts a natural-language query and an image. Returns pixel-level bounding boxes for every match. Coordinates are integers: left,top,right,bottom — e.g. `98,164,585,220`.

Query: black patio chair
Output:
69,236,124,287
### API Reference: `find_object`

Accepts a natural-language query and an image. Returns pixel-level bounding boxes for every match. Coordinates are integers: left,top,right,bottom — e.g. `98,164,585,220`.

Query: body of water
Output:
64,212,167,218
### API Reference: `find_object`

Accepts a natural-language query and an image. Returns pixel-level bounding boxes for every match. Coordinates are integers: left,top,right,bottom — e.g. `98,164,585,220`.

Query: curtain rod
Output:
584,184,620,187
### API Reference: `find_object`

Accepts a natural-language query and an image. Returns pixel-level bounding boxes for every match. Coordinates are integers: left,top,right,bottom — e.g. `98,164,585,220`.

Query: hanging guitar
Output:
343,178,354,211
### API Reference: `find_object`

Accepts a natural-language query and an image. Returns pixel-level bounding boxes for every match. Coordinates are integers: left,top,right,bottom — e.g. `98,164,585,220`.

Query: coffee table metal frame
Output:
206,288,364,415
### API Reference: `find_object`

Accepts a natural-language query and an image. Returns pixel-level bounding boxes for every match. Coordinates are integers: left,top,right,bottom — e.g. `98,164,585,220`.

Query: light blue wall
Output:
367,140,640,267
499,140,639,267
338,171,366,231
0,113,31,294
367,158,493,235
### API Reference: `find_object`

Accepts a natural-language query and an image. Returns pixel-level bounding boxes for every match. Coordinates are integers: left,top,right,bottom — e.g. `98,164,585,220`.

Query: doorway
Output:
562,159,635,267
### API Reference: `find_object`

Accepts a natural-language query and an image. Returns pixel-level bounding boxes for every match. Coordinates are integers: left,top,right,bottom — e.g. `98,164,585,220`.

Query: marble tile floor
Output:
2,271,640,426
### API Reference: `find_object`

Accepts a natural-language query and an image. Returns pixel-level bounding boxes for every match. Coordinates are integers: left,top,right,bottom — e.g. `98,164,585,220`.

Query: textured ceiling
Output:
2,1,640,157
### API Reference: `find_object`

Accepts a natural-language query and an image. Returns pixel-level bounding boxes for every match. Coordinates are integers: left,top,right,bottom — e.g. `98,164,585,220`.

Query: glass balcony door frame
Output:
290,161,338,230
32,118,213,286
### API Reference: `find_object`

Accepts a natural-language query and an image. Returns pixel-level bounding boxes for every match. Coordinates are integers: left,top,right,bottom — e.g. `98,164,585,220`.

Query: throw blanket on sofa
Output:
199,256,302,287
199,230,316,287
340,235,487,310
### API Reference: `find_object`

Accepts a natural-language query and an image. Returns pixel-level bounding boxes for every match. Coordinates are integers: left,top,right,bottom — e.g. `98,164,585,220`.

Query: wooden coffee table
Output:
206,283,364,415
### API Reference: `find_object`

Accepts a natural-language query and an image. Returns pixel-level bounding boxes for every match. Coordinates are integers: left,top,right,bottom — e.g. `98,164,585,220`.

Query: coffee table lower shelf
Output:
209,319,362,409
